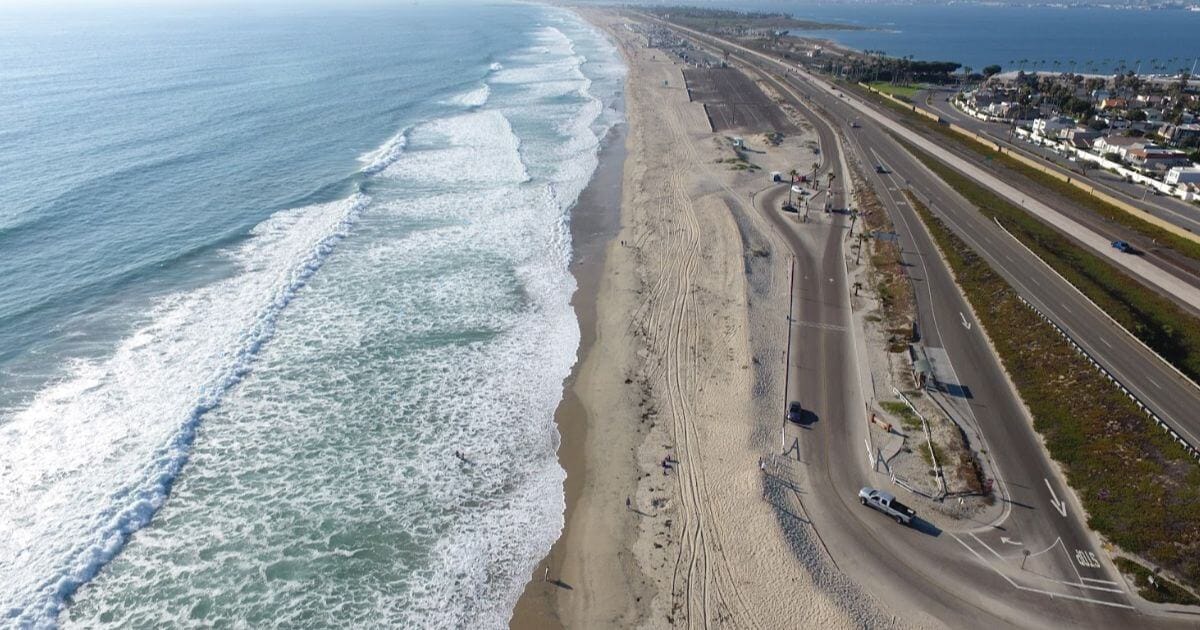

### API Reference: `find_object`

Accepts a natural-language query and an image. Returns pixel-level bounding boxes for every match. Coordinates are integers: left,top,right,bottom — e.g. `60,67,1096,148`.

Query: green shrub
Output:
1114,557,1200,606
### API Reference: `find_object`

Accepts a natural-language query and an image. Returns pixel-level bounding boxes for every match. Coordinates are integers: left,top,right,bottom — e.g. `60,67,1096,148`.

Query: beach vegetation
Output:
866,81,920,102
881,400,922,432
1114,557,1200,606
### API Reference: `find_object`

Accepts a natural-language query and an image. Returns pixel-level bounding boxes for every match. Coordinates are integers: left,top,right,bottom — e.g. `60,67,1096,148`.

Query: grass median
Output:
864,81,919,102
899,139,1200,386
907,190,1200,593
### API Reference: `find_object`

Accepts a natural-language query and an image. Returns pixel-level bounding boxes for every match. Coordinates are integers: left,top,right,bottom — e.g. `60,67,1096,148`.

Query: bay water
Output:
738,2,1200,73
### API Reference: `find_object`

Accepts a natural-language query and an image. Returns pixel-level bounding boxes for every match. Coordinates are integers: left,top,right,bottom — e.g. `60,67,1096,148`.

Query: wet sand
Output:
508,115,627,630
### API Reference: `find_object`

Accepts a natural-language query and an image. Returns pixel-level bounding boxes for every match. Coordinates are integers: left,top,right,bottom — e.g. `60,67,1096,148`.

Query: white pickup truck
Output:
858,487,916,525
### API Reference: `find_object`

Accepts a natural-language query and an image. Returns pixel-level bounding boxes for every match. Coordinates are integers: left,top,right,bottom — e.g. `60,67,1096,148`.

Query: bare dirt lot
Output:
683,67,796,134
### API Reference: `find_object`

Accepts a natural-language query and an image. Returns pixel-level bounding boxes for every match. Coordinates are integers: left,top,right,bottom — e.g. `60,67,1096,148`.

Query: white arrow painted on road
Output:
1044,478,1067,517
960,312,972,330
1000,537,1023,546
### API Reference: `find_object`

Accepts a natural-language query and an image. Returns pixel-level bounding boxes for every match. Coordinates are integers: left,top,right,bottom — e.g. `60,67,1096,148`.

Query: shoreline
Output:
509,109,628,629
512,8,887,628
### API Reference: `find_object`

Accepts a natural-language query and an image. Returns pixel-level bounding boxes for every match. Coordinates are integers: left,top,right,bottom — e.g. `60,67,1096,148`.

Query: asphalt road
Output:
709,40,1200,456
641,13,1200,627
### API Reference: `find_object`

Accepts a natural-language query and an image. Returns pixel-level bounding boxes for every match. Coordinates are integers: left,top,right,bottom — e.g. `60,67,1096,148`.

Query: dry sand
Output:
513,9,899,629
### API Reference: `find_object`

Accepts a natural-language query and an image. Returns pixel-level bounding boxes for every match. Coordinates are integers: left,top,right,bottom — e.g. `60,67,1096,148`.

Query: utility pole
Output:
782,256,796,455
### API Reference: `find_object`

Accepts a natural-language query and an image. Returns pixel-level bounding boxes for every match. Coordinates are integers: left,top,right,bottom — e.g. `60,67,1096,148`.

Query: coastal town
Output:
960,71,1200,200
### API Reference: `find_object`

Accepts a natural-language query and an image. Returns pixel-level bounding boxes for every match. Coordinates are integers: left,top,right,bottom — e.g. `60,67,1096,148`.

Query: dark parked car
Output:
1111,240,1133,253
787,401,803,423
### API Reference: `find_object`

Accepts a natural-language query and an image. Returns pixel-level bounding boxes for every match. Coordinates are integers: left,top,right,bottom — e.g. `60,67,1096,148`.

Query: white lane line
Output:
1029,276,1041,286
1055,580,1126,594
949,534,1133,609
971,533,1006,562
1081,577,1122,586
1148,377,1163,390
974,535,1126,594
1026,536,1064,559
1099,337,1113,349
1061,303,1074,314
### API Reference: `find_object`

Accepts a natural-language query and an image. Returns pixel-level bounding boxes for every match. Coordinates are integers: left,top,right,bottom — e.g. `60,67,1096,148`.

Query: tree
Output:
983,64,1002,78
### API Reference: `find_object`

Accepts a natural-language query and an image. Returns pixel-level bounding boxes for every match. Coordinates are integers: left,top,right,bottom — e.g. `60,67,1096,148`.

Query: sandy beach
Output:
512,8,896,629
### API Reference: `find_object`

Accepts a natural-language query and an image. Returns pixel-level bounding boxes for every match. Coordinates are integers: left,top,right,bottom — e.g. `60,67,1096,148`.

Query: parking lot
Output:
683,67,795,133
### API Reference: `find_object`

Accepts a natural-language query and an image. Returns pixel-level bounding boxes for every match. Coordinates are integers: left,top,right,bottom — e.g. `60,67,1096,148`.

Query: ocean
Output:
0,2,623,627
734,2,1200,73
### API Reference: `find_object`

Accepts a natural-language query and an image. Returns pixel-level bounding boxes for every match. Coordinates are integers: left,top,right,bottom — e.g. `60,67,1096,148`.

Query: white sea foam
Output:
0,192,368,626
357,130,407,175
381,110,528,186
443,83,490,108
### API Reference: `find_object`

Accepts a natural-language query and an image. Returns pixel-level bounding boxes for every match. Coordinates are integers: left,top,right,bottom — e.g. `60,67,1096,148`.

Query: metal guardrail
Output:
1016,295,1200,462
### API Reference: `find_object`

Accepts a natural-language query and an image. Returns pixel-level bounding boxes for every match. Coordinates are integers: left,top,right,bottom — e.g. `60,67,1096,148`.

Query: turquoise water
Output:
0,3,622,627
738,3,1200,73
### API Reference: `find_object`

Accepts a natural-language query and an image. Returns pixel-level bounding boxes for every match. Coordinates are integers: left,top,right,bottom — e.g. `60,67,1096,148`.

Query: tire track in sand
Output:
636,70,762,629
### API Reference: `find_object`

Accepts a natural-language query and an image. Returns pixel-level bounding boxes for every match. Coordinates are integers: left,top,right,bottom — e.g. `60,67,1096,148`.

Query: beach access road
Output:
639,14,1200,628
